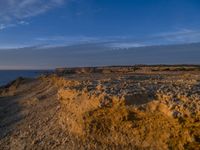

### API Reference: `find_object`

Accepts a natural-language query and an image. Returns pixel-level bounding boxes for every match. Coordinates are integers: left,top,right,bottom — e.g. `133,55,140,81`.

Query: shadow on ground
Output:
0,96,23,139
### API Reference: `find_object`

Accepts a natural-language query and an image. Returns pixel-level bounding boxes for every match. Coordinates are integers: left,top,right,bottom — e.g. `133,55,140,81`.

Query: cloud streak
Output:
0,0,65,24
156,29,200,44
0,21,29,31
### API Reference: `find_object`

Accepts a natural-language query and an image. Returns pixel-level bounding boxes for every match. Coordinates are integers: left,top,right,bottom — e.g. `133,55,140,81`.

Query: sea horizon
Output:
0,70,52,86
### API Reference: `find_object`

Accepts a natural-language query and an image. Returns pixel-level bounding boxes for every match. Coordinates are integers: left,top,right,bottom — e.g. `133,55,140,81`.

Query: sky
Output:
0,0,200,48
0,0,200,69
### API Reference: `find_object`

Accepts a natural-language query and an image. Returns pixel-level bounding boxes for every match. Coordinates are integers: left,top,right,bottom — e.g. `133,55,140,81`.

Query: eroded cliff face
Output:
0,67,200,149
57,72,200,149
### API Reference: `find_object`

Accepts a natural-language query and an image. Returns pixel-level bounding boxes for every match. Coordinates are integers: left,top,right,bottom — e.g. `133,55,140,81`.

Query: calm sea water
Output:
0,70,51,86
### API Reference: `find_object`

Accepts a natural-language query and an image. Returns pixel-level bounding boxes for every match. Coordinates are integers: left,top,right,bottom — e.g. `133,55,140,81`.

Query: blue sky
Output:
1,0,200,48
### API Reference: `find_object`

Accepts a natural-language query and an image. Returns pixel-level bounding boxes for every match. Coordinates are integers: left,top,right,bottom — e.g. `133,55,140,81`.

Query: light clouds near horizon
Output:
0,0,200,68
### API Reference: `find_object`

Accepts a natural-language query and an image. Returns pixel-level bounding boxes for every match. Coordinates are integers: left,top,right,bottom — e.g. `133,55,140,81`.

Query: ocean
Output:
0,70,51,86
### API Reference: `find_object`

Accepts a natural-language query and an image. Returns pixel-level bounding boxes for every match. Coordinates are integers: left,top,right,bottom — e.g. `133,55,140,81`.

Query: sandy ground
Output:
0,78,81,150
0,67,200,149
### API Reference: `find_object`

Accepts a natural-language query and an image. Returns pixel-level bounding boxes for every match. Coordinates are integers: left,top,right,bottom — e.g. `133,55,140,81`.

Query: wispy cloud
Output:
35,35,131,47
0,23,16,31
156,28,200,44
35,36,102,47
0,24,6,30
0,0,66,30
108,43,145,49
0,21,29,31
0,0,65,23
34,29,200,49
2,28,200,49
36,36,99,42
34,35,150,49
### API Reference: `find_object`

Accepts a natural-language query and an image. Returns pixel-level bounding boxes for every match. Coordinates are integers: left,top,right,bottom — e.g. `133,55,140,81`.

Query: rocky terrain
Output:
0,66,200,149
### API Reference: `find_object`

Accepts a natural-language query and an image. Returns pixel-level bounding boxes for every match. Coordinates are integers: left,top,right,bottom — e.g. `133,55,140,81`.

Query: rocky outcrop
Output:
58,71,200,149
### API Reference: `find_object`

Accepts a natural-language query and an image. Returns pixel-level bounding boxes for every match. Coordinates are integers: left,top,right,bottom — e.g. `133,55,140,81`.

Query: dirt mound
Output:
58,84,199,149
